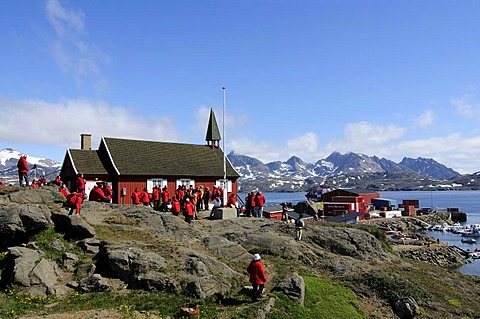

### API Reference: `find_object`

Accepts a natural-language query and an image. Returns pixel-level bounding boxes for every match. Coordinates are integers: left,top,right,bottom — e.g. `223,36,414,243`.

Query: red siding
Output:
112,175,238,205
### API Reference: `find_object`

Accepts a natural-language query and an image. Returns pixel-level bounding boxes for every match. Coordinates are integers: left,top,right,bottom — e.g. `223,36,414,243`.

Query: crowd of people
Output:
13,155,273,223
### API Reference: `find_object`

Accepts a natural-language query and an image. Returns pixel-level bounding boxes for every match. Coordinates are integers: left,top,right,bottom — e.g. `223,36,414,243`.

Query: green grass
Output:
30,226,86,263
267,276,364,319
0,289,223,318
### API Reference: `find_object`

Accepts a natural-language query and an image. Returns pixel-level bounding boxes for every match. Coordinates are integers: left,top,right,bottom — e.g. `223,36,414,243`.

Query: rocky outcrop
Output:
4,247,64,296
51,213,95,240
1,187,478,319
95,241,176,292
0,204,52,250
307,226,396,262
396,245,464,268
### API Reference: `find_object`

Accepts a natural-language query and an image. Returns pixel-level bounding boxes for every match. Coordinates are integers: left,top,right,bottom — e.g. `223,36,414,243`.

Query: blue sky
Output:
1,0,480,173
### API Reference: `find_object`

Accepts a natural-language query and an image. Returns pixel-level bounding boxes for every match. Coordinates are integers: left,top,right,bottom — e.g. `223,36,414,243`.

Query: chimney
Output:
81,134,92,150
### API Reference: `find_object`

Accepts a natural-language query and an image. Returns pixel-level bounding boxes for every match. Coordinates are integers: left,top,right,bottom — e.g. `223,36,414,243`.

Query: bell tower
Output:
205,108,222,149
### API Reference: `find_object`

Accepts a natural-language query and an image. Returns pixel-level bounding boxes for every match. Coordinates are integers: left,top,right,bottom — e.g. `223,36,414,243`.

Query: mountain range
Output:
0,148,61,185
227,151,480,192
1,147,479,192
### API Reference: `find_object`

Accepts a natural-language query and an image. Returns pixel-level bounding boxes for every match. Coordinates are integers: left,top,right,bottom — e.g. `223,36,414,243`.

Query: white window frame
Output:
215,179,232,192
147,178,167,193
176,179,195,189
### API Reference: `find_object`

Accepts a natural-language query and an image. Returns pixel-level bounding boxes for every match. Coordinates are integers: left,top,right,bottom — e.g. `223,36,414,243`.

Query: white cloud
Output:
285,133,322,161
322,121,406,156
45,0,109,88
451,94,480,120
46,0,85,36
228,137,284,163
414,109,434,129
0,97,179,149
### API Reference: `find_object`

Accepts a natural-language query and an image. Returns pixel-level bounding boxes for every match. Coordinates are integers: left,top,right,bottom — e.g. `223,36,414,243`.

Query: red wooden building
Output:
60,109,240,204
321,188,379,215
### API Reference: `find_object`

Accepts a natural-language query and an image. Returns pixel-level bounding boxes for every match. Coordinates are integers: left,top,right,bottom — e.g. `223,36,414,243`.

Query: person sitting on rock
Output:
59,184,69,199
210,195,222,217
38,175,47,186
67,192,83,215
89,184,110,202
103,183,113,201
53,175,62,186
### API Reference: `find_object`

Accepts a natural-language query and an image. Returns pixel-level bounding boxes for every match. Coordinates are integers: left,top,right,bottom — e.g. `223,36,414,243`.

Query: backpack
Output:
295,218,304,227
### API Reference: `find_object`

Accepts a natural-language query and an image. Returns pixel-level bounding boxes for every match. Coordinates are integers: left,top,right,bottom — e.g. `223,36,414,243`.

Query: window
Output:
215,179,232,192
176,179,195,189
147,179,167,192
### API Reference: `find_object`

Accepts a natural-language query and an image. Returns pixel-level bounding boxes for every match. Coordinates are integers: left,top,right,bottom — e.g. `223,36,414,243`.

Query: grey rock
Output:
62,252,79,272
7,187,58,205
0,204,52,249
76,263,96,280
77,238,101,255
51,213,95,240
185,275,230,299
256,297,276,319
272,275,305,305
186,252,239,279
394,297,420,319
78,274,111,293
50,238,65,252
308,226,395,261
6,246,62,296
97,241,175,292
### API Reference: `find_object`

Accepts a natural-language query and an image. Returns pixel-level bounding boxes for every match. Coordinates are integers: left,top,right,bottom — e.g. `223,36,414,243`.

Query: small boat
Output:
462,230,480,238
469,251,480,259
461,238,476,244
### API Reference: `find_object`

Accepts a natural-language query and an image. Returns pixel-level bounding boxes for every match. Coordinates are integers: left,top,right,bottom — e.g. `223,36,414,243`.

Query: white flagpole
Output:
222,87,228,206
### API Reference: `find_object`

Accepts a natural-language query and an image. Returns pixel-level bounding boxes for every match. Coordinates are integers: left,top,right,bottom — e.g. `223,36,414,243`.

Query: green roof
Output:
69,150,109,175
103,137,239,177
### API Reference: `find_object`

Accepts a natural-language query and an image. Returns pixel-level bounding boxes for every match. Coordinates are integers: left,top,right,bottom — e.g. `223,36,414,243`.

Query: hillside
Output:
0,186,480,318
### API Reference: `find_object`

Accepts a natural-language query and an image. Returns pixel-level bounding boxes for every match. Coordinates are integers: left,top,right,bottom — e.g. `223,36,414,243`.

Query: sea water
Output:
239,190,480,276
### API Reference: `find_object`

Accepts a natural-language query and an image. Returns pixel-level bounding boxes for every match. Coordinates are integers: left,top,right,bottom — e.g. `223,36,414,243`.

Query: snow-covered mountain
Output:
228,151,467,192
0,148,61,185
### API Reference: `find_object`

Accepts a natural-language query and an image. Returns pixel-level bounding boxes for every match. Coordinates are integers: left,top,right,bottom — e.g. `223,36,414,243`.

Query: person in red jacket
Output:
54,175,62,186
30,179,39,188
254,191,266,218
247,253,267,301
103,183,113,202
183,198,195,224
131,188,141,205
67,192,83,215
17,155,29,187
38,175,47,186
152,186,160,210
161,187,170,212
89,185,110,202
227,193,240,216
171,196,181,215
247,192,256,217
140,187,151,206
76,173,86,196
59,185,69,199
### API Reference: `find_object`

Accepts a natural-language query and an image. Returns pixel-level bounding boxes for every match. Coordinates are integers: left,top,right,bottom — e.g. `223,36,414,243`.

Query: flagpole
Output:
222,87,228,206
